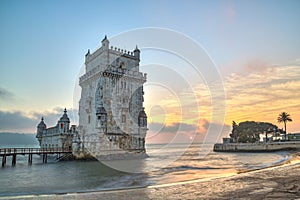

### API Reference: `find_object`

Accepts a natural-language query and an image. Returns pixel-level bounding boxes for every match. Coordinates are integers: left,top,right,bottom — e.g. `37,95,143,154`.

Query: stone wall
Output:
213,141,300,152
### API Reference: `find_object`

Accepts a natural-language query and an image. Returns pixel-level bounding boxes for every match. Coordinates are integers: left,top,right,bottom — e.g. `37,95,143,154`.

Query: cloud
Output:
0,87,14,101
30,107,79,126
0,111,36,133
201,121,231,143
146,120,230,144
148,122,197,133
223,62,300,131
242,60,272,74
0,107,78,133
147,122,199,144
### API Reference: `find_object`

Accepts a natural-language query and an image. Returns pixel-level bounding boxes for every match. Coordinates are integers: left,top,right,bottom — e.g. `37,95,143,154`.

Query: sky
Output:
0,0,299,143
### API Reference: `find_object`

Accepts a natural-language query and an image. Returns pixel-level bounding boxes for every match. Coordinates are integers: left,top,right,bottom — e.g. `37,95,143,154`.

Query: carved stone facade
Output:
36,109,77,149
75,36,147,158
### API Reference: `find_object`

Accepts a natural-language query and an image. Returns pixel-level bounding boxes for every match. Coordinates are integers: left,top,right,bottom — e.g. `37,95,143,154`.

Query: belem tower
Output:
36,36,148,160
74,36,148,159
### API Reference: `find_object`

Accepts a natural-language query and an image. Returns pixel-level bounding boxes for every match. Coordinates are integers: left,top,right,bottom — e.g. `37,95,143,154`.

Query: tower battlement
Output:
84,37,140,68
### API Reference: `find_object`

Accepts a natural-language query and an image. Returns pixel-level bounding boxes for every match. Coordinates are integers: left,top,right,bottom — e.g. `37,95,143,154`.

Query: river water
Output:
0,143,290,197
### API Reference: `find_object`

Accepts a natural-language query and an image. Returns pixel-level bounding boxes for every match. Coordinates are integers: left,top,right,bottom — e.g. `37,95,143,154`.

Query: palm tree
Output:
277,112,292,141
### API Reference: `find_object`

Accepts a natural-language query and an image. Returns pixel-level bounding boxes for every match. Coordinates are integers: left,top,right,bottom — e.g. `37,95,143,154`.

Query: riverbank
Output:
3,152,300,199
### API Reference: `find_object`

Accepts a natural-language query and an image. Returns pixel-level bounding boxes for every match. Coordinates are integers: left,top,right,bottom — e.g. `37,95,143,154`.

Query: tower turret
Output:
85,49,90,58
134,45,140,67
58,108,70,133
36,117,47,146
138,108,147,127
138,108,147,150
134,45,140,58
101,35,109,49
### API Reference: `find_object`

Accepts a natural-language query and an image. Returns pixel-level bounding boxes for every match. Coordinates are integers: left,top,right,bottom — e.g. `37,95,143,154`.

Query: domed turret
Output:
36,117,47,146
138,108,147,127
58,108,70,133
59,108,70,123
37,117,47,130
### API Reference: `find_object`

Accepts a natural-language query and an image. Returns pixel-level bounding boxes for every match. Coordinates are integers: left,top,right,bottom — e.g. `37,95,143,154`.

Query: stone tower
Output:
76,36,147,159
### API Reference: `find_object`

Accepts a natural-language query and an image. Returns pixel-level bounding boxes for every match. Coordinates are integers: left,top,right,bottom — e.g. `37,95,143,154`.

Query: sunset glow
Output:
0,1,299,143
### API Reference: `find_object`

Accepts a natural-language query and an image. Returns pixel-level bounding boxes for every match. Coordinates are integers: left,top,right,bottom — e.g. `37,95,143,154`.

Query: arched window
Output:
122,114,126,123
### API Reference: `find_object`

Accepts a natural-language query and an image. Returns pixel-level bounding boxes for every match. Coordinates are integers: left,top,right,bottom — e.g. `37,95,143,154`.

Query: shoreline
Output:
2,151,300,199
214,141,300,152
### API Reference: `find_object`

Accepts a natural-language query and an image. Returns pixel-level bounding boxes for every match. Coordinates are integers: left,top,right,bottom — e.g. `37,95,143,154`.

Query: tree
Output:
229,121,239,142
277,112,292,140
229,121,278,143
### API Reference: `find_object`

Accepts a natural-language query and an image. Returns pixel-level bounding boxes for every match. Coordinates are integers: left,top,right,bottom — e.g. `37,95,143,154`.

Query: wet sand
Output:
4,153,300,200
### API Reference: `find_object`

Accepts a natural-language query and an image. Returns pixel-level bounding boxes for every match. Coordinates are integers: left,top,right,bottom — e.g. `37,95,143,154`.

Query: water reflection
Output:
0,143,290,197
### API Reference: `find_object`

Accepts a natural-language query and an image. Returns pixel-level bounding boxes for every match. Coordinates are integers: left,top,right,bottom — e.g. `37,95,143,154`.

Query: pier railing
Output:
0,148,72,156
0,148,72,167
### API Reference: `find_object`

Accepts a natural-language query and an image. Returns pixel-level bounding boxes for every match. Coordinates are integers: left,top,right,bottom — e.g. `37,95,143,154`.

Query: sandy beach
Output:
3,152,300,200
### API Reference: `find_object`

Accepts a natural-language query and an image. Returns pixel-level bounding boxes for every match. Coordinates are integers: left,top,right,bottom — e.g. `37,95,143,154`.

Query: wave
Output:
164,165,229,172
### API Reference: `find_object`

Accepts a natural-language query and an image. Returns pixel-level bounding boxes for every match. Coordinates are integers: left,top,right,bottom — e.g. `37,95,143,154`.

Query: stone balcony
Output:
79,65,146,85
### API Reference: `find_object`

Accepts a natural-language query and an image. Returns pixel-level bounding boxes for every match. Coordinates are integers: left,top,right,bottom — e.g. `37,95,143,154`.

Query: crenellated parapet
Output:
84,36,140,66
110,46,134,56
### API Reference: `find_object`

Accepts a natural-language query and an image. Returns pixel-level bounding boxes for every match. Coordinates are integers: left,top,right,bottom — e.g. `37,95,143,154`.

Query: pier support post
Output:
28,154,32,165
43,154,48,163
12,154,16,166
2,156,6,167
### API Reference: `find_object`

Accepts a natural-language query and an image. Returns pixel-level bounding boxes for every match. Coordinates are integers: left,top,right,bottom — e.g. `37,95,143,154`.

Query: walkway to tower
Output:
0,148,72,167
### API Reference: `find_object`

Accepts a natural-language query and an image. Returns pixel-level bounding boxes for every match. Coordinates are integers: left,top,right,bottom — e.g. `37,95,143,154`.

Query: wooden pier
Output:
0,148,72,167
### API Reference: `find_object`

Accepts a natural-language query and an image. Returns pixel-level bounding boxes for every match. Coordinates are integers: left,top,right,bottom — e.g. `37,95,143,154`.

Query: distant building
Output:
222,138,232,144
74,36,148,158
36,109,77,149
287,133,300,141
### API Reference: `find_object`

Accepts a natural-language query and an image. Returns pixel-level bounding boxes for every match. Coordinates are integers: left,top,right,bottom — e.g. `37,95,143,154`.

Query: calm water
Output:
0,143,290,197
